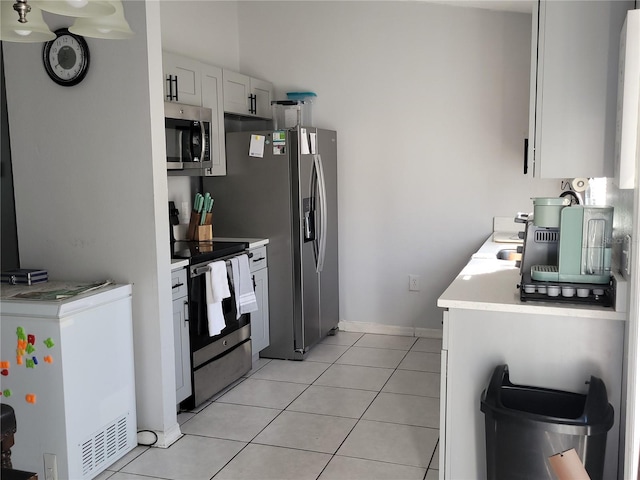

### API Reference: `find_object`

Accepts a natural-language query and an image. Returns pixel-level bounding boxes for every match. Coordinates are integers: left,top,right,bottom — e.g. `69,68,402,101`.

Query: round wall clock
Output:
42,28,90,87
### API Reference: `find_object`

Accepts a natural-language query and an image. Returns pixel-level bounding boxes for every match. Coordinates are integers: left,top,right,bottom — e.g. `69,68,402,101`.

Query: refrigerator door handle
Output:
314,153,328,273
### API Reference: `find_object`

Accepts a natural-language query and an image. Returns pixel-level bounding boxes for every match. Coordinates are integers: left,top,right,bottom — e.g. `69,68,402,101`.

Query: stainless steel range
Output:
171,240,252,409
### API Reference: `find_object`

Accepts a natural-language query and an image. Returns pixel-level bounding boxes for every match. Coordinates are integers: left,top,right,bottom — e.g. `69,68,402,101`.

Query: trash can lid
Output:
480,364,614,432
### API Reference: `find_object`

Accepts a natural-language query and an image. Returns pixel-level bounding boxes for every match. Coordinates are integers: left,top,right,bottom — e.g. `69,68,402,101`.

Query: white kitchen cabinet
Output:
201,64,226,176
250,77,274,119
437,237,626,479
223,69,274,119
163,52,202,106
162,52,226,176
171,267,191,405
527,0,633,179
440,308,623,480
248,245,269,360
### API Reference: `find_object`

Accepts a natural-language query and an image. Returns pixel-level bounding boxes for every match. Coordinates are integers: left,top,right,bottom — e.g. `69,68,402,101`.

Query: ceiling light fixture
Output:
1,1,56,42
69,1,133,39
0,0,133,42
33,0,115,18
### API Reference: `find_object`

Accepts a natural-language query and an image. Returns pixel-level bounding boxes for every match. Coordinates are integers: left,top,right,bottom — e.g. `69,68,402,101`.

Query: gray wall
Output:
161,1,560,334
3,2,179,443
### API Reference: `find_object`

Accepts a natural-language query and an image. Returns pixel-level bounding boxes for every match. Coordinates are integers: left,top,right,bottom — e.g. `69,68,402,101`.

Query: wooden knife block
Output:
188,212,213,240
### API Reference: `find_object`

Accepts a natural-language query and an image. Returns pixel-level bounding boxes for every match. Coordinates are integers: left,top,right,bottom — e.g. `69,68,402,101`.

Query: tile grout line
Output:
314,335,421,479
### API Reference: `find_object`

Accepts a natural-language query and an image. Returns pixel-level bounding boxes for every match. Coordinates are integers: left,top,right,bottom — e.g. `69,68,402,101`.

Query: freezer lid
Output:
0,282,132,317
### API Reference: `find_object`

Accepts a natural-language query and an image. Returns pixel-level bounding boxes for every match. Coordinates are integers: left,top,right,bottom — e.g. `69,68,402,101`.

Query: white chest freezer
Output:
0,281,137,479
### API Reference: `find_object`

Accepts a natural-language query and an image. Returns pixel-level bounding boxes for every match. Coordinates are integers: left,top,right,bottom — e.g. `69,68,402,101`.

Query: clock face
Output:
43,29,90,87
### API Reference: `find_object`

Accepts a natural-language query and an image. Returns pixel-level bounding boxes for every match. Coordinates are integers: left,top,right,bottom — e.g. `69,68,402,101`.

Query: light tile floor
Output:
95,332,441,480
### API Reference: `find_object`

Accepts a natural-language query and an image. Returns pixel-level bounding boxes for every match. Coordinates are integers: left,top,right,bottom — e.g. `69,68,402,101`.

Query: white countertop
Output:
437,236,627,320
171,259,189,270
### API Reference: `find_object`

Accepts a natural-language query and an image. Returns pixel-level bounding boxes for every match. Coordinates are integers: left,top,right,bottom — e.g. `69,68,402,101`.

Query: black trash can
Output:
480,364,614,480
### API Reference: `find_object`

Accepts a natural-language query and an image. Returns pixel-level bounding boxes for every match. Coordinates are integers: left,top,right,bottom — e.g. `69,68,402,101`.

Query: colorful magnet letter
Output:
0,361,9,369
25,394,36,404
25,359,35,369
44,356,53,364
26,344,35,354
16,355,23,365
44,338,55,348
16,327,26,340
31,356,38,365
27,334,35,345
0,369,8,376
3,390,11,397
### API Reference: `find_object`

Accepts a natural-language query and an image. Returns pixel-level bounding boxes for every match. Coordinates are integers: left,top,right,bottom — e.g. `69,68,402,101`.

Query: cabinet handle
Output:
247,94,257,114
252,257,266,263
523,138,528,175
183,300,189,322
172,282,184,289
166,75,172,101
166,75,178,102
252,274,256,290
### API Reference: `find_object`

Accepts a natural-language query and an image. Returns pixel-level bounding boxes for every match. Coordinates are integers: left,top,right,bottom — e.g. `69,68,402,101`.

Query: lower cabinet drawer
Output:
248,246,267,272
171,268,188,300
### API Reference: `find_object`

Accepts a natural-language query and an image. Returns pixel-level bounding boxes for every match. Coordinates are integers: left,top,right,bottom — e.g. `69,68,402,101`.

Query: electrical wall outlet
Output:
409,274,421,292
44,453,58,480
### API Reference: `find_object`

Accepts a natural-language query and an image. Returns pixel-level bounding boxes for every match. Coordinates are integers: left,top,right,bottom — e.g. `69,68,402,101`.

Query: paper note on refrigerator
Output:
309,133,317,154
300,128,310,154
249,135,266,158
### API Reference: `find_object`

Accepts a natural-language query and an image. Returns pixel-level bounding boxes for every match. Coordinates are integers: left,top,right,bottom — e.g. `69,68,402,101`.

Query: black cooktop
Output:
171,240,247,264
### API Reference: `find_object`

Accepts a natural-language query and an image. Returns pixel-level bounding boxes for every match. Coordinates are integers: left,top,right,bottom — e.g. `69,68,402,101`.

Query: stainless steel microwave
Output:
165,102,212,171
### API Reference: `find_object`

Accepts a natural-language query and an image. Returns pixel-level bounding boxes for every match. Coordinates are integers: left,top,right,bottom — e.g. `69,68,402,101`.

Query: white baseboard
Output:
140,422,183,448
338,321,443,339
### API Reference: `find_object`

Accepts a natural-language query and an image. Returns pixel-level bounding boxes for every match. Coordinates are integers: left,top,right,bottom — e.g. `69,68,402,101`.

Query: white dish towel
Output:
230,254,258,319
205,261,230,336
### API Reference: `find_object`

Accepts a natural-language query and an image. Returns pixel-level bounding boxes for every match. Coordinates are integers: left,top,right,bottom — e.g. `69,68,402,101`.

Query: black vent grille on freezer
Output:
80,413,131,478
534,230,559,243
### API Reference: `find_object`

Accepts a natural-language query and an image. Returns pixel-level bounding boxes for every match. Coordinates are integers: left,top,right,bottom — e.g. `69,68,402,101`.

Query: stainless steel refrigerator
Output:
207,127,339,360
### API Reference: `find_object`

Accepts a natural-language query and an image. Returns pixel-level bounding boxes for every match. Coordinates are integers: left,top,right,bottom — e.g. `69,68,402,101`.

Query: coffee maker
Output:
518,198,614,306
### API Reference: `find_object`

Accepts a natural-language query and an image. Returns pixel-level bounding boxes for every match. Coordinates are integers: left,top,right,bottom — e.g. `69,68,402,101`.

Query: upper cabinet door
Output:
223,70,252,116
223,69,274,119
529,0,633,179
251,78,274,119
163,52,202,106
201,65,226,176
